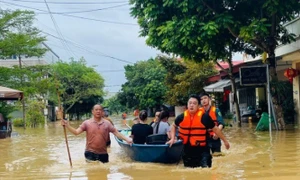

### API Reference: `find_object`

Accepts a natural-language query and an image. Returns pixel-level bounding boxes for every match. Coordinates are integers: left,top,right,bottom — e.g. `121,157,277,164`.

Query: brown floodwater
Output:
1,116,300,180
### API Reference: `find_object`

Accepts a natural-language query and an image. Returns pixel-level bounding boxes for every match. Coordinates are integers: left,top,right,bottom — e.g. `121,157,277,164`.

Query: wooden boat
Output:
115,129,183,163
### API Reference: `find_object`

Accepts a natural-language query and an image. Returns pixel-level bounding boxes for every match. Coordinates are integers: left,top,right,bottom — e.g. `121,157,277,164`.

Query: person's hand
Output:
126,138,133,146
213,133,219,140
166,139,176,147
224,141,230,150
60,119,69,127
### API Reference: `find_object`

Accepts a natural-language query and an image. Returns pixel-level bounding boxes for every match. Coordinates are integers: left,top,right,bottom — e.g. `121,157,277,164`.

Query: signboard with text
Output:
240,65,268,86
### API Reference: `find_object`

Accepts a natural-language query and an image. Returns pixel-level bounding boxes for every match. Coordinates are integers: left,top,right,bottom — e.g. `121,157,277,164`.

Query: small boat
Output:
115,129,183,163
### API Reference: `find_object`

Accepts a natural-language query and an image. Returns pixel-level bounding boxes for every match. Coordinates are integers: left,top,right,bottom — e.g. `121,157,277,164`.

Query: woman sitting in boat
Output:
151,110,170,139
131,110,153,144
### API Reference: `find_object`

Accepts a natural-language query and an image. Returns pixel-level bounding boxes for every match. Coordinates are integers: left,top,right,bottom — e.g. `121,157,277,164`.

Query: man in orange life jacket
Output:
200,92,225,154
167,94,230,168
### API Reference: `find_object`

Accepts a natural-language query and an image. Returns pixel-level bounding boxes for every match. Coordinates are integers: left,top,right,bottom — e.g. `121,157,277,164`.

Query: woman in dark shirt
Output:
131,110,153,144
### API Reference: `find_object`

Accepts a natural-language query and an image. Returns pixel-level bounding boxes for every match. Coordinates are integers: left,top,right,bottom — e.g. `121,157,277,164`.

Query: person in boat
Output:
133,108,139,118
131,110,153,144
199,92,225,155
60,104,132,163
167,94,230,168
103,110,114,147
121,112,127,125
152,110,171,138
149,111,161,126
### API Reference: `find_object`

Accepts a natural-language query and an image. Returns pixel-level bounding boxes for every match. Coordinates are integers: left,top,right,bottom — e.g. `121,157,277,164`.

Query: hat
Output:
199,92,210,98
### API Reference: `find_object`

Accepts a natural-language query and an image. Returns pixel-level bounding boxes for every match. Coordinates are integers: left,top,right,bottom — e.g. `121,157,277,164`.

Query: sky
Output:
0,0,243,93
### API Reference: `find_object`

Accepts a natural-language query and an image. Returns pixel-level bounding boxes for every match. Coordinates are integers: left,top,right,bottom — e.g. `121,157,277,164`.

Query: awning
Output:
204,79,239,92
0,86,23,100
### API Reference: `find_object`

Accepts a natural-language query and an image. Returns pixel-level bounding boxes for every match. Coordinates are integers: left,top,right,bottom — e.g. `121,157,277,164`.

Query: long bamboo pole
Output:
55,76,72,168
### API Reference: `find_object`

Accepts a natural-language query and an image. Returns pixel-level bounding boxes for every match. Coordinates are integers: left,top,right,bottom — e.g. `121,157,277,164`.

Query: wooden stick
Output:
63,124,72,168
55,75,72,168
125,123,131,129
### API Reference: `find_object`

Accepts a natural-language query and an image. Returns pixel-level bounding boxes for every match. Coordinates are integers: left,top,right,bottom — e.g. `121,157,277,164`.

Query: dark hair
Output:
199,92,210,99
159,110,169,120
189,94,201,104
139,110,148,121
154,110,170,134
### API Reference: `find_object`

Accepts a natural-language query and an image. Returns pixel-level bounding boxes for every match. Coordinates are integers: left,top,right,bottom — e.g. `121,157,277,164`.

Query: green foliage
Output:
271,80,295,124
159,56,217,105
0,9,35,36
102,94,125,115
26,100,45,128
130,0,299,64
50,58,105,113
0,65,53,99
0,9,47,62
0,101,16,120
119,58,167,109
12,118,24,127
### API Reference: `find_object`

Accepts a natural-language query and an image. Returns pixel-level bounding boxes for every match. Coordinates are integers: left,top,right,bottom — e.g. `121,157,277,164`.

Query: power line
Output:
4,0,128,5
0,1,138,26
41,31,135,64
35,3,129,14
43,0,77,59
35,21,135,64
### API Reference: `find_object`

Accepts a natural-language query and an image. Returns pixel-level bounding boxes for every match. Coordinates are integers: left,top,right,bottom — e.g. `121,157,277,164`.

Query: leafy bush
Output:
26,100,45,128
0,101,16,120
12,118,24,127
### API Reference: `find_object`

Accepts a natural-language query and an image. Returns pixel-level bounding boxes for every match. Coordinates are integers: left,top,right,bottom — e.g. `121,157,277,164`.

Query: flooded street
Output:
1,116,300,180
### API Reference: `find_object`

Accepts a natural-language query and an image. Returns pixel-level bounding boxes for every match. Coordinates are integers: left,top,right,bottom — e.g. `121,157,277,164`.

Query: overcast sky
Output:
0,0,242,93
0,0,161,92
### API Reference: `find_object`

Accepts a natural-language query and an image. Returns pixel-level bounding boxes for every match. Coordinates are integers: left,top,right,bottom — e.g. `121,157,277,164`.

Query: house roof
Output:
207,61,244,82
0,86,23,100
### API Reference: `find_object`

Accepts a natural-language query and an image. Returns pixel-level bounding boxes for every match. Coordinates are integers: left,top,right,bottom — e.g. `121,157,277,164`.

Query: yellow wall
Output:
255,87,266,108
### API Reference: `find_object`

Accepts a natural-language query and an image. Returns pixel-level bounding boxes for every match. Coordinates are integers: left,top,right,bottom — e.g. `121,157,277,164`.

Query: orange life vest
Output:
178,110,207,146
202,106,218,137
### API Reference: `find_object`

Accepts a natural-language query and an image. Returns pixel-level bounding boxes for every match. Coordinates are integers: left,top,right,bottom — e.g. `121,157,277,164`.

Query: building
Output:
0,42,60,121
0,42,59,67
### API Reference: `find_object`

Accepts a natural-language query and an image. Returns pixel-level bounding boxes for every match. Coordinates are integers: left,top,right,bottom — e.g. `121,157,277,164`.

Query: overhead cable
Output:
0,1,138,25
4,0,128,5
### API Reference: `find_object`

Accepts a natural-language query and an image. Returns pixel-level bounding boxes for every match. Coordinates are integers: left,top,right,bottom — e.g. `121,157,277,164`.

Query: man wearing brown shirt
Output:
60,104,132,163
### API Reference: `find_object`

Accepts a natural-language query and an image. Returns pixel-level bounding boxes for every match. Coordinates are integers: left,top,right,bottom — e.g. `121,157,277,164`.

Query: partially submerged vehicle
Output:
0,86,23,139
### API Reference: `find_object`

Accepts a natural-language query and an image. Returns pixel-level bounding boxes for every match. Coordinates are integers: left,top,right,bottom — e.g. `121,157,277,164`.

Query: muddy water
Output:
1,116,300,180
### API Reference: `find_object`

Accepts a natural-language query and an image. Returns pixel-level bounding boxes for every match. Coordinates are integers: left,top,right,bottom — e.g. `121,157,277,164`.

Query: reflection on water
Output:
1,116,300,180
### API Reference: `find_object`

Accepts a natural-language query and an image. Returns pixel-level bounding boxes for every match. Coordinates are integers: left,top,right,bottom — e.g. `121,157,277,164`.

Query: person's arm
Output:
202,112,230,149
113,129,132,144
166,113,183,147
213,108,224,139
61,119,84,135
216,108,225,130
59,109,83,135
166,123,177,147
212,127,230,149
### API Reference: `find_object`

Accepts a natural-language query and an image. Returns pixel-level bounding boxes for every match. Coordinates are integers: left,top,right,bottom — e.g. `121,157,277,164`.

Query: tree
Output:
119,58,167,111
67,95,104,120
130,0,300,125
159,56,217,105
0,65,54,127
102,94,125,115
0,9,48,127
51,58,105,113
0,10,47,68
